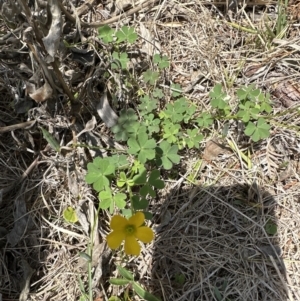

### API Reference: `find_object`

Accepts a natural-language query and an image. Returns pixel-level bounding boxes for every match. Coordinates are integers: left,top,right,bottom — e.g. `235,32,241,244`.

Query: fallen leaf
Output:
203,139,232,161
96,92,118,128
42,0,62,61
28,82,53,103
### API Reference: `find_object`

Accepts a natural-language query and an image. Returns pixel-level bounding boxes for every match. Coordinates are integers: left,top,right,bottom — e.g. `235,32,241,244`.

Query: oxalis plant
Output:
63,25,275,301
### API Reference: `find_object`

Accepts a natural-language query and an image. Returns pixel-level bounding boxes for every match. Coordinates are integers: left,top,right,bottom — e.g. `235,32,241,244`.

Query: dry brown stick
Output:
0,121,36,134
59,0,160,28
76,0,96,16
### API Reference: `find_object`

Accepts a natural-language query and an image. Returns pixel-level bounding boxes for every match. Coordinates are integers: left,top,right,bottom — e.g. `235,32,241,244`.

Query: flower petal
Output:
135,226,154,243
106,230,125,249
128,212,144,227
110,215,128,230
124,235,141,256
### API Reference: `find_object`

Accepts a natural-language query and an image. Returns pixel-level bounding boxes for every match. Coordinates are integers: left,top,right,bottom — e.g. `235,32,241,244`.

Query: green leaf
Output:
184,104,197,123
85,158,115,192
111,51,129,69
115,26,138,44
117,265,134,281
144,114,160,134
98,25,114,43
99,189,126,212
148,169,165,189
111,108,139,141
79,252,92,262
78,277,87,296
39,127,60,152
213,286,223,301
108,154,129,170
210,83,223,96
109,278,131,285
170,83,182,97
139,169,164,197
132,169,147,185
237,109,251,123
117,171,134,187
209,84,229,110
143,211,153,220
196,112,214,128
139,96,158,115
265,220,277,235
139,185,153,197
156,141,180,170
127,131,156,163
122,209,132,219
260,101,272,113
249,87,260,99
161,98,187,123
210,97,227,110
244,118,271,142
185,129,203,148
132,195,149,210
153,54,170,69
162,122,181,143
117,171,126,187
153,88,164,99
236,85,255,101
131,160,145,173
99,189,113,210
132,282,161,301
237,101,260,122
143,70,159,85
114,193,127,209
63,207,78,223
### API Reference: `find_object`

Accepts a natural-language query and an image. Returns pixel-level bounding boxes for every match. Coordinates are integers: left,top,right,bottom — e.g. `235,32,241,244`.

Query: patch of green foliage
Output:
79,24,276,301
209,83,272,142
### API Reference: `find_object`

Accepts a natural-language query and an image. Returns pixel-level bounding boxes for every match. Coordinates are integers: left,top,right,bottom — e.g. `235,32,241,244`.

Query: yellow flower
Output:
106,212,154,256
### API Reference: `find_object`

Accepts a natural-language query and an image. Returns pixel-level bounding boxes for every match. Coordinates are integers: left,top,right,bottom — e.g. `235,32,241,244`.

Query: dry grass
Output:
1,0,300,300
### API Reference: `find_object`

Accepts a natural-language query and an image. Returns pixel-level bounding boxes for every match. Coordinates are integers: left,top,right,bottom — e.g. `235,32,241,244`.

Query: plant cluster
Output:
61,25,275,301
209,83,272,142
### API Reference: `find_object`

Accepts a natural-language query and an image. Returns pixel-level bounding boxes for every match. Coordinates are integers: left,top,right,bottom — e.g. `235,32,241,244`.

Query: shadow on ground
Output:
150,182,287,301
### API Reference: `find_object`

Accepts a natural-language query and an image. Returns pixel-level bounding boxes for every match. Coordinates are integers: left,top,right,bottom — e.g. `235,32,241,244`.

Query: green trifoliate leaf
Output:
139,96,158,115
127,131,156,163
143,70,159,85
153,88,164,99
153,54,170,69
115,26,138,44
111,108,139,141
85,158,115,191
244,118,271,142
196,112,214,128
156,141,180,170
111,52,129,69
98,25,114,43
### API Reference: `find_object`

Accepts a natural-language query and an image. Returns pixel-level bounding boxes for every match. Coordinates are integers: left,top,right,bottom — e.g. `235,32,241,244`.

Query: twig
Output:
58,0,160,28
0,120,36,134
